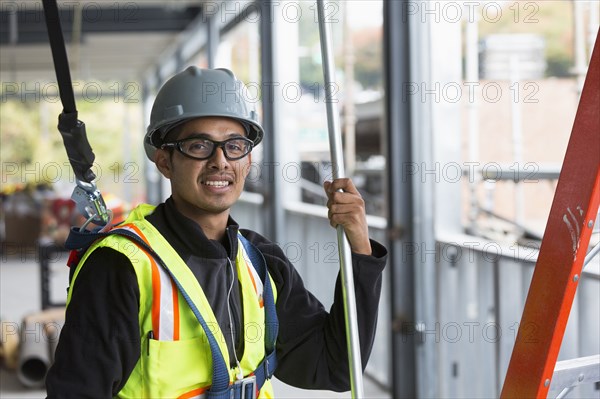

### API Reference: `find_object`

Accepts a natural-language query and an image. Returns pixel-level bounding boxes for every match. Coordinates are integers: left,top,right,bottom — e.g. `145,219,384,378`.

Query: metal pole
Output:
207,12,218,69
315,1,364,398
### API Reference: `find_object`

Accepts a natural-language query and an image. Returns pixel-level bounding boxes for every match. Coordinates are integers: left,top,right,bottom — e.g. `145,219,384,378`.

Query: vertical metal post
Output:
142,79,160,205
316,1,364,397
147,71,164,204
408,5,437,398
509,56,524,226
383,1,417,397
466,4,480,231
260,0,284,242
39,244,52,311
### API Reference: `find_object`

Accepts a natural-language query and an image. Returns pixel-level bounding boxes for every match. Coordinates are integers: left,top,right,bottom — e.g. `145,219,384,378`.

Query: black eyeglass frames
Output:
161,136,254,160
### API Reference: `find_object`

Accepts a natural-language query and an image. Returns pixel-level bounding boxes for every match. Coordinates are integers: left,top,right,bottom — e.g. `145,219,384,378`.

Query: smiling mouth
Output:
203,180,231,187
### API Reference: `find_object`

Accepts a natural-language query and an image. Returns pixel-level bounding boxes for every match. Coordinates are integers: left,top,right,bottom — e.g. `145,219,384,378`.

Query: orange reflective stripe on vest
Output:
239,240,264,307
178,386,208,399
120,223,180,341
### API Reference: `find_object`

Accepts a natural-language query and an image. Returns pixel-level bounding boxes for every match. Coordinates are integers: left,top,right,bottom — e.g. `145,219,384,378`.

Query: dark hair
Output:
163,123,185,143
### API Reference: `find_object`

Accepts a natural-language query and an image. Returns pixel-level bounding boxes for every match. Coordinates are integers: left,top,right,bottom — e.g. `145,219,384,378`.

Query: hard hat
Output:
144,66,264,161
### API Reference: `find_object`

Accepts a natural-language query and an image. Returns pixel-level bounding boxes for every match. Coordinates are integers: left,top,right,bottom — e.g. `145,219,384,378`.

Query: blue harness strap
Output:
238,234,279,354
65,227,278,398
238,234,279,393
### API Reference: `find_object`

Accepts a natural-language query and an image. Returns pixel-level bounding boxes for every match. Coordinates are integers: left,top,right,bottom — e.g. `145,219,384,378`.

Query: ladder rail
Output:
500,28,600,399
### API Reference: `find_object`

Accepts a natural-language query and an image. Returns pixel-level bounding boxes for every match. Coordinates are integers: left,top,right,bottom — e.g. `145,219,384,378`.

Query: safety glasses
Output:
161,136,254,161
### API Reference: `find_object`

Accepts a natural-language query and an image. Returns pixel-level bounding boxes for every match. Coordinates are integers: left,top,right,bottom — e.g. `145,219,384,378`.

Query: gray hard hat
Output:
144,66,264,161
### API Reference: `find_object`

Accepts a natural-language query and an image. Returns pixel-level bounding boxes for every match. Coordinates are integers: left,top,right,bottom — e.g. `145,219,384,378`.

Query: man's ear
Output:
154,149,173,179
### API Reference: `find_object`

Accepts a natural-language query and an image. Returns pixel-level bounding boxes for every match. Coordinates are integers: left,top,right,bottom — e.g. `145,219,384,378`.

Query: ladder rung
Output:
548,354,600,396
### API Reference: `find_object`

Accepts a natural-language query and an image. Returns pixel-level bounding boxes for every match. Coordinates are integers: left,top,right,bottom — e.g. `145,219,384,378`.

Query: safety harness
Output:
66,227,278,398
42,1,278,397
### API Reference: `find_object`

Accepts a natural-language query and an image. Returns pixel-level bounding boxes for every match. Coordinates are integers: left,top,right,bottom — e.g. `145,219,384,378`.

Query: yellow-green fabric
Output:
68,204,277,399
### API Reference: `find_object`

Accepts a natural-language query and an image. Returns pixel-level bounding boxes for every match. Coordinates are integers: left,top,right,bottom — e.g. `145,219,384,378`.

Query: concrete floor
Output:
1,253,390,399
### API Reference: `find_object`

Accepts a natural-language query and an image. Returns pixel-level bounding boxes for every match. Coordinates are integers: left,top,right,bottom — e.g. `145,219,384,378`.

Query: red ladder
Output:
500,29,600,398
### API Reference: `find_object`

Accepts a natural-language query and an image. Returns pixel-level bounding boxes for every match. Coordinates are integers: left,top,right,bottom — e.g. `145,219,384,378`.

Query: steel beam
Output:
258,0,283,242
384,1,416,397
0,6,202,44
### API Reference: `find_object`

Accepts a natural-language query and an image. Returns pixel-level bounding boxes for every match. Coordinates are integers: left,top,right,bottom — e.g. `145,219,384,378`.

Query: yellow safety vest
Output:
68,204,277,399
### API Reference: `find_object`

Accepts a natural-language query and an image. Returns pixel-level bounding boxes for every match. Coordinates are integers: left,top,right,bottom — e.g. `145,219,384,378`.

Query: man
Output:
46,67,387,398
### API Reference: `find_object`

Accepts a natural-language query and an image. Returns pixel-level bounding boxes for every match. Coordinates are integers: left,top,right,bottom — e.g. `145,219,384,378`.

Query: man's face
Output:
155,117,252,219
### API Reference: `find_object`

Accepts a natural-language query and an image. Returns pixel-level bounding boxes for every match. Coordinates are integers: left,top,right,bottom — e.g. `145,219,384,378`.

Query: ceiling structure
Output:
0,0,206,83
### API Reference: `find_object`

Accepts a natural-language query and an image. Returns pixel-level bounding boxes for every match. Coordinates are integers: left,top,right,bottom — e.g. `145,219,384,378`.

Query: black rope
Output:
42,0,97,183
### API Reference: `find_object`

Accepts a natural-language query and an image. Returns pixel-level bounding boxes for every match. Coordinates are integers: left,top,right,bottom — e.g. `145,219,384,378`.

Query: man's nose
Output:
207,146,229,169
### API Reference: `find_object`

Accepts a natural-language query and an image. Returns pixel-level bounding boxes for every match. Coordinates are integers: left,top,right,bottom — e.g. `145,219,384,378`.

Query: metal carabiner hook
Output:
72,180,111,227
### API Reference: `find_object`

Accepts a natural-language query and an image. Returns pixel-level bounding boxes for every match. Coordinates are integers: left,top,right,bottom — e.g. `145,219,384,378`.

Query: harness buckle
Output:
71,180,110,226
234,375,257,399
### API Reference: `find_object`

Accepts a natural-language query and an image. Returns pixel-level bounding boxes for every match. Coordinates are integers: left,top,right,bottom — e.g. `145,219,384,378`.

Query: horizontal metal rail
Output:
548,355,600,397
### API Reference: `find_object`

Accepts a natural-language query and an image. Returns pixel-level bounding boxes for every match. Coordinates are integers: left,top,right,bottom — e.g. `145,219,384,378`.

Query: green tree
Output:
1,101,41,169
